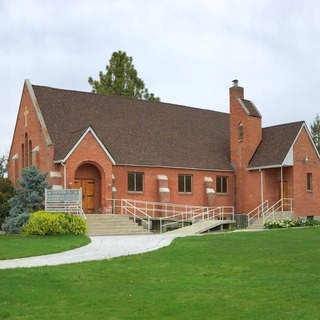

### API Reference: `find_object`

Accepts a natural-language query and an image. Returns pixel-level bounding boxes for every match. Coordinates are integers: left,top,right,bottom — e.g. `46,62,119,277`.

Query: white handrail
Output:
160,206,234,233
111,198,214,218
247,200,269,226
120,200,152,232
262,198,293,222
191,206,234,233
108,198,234,233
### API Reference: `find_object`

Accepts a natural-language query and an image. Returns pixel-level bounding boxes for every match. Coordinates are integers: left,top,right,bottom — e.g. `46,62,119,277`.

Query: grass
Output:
1,228,320,319
0,234,90,259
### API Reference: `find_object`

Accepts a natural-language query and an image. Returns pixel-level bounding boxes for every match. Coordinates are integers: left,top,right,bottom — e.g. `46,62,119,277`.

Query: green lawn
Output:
1,228,320,319
0,234,90,259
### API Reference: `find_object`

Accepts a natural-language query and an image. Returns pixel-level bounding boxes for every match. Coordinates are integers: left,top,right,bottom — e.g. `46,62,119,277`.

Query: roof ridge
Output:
32,83,229,116
263,120,305,130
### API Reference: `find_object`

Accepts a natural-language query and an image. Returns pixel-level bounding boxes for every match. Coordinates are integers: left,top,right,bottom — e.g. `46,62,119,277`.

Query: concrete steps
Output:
247,218,264,230
85,214,151,236
247,211,295,230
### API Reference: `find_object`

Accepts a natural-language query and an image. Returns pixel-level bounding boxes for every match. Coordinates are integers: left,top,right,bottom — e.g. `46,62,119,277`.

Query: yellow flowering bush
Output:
23,210,87,235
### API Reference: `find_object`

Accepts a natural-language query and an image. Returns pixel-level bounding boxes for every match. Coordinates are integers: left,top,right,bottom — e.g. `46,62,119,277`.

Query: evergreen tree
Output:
2,166,48,233
310,114,320,153
88,50,160,101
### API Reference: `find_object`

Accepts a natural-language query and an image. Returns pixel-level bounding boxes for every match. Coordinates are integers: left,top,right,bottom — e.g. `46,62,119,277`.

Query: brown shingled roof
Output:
248,121,305,169
32,84,233,171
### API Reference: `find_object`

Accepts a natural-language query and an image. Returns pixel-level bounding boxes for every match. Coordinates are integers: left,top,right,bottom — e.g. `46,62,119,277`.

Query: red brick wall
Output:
229,84,262,213
8,82,55,186
64,131,114,211
112,166,235,208
292,127,320,217
240,126,320,217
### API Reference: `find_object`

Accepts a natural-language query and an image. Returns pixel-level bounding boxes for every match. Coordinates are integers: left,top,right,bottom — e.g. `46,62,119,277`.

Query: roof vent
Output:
232,79,239,87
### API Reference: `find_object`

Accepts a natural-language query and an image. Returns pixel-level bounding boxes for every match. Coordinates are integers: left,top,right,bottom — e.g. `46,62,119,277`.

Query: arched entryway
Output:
74,163,101,214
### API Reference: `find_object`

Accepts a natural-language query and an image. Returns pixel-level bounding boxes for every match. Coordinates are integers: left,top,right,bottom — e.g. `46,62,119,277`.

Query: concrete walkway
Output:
0,234,182,270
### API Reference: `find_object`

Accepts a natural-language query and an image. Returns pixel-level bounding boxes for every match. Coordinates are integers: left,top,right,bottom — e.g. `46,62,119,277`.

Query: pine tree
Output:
310,114,320,153
2,166,48,233
88,50,160,101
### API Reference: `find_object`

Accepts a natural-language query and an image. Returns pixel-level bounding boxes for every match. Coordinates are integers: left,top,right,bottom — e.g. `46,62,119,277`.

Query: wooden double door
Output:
74,179,95,214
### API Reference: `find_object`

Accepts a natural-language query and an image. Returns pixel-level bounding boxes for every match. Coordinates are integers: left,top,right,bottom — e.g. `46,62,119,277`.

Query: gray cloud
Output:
1,0,320,156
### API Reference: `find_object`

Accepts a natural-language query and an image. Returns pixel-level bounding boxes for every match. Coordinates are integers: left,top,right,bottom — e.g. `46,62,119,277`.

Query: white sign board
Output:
45,188,84,216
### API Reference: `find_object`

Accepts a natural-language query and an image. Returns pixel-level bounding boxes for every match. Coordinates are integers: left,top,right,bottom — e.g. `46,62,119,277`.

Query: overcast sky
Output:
1,0,320,157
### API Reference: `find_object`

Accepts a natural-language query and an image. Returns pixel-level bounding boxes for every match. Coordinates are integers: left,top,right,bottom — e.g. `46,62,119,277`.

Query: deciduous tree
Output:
310,114,320,153
0,155,7,178
0,177,14,224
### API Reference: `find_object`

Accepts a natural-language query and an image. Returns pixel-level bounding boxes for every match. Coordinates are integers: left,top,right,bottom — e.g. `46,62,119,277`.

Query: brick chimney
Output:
229,80,262,214
230,79,244,101
229,79,262,168
229,79,245,167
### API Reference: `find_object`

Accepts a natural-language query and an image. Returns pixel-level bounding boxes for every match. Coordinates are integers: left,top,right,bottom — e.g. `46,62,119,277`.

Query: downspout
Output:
259,169,264,212
280,166,283,200
61,162,66,189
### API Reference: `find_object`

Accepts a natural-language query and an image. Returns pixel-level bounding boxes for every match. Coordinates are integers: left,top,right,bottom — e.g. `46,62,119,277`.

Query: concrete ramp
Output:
167,219,236,235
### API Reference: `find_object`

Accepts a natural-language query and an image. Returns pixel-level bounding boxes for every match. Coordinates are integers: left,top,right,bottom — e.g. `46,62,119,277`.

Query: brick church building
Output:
8,79,320,219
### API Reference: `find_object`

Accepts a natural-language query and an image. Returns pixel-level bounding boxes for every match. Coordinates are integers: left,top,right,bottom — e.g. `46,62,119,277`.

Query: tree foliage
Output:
0,155,7,178
0,177,14,221
2,166,49,233
310,114,320,153
88,50,160,101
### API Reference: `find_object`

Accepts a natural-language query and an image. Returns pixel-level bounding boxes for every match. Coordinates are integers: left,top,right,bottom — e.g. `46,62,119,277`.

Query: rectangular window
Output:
128,172,144,192
216,176,228,194
307,173,312,191
178,174,192,193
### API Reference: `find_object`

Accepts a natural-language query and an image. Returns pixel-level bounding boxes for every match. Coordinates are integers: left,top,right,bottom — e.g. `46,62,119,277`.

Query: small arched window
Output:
238,122,243,141
25,133,29,167
29,140,33,166
21,144,25,168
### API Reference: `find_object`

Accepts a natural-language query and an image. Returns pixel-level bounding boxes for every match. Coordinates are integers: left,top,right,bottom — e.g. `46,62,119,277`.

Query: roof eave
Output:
54,126,116,165
115,163,234,172
247,164,293,171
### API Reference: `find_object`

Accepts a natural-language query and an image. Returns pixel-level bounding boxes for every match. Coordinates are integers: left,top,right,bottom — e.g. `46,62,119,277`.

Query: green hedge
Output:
23,211,87,235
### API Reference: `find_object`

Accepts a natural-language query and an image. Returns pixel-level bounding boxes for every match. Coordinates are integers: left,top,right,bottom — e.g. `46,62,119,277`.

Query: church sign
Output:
45,188,84,217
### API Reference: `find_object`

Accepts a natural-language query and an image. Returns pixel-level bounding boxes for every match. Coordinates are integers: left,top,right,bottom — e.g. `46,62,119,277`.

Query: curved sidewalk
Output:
0,234,181,270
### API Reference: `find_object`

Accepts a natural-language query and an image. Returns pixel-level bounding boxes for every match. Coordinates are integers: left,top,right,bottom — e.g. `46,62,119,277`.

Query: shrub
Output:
23,211,87,235
264,218,295,229
264,218,320,229
304,219,320,227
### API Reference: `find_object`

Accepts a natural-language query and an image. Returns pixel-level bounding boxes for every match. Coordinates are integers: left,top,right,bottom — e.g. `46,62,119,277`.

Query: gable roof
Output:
31,84,233,171
248,121,305,169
